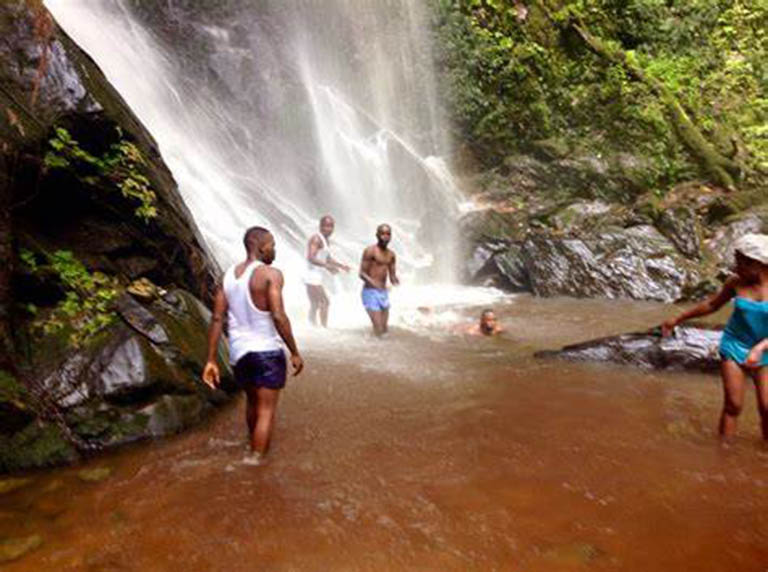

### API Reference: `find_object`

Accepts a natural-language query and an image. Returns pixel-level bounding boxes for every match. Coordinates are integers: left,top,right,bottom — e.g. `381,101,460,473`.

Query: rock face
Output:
0,289,233,473
536,326,722,373
521,226,699,302
462,160,767,302
0,2,235,472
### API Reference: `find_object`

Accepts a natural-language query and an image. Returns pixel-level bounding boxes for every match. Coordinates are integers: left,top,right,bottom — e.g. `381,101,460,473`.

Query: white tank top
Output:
304,234,331,285
223,260,282,364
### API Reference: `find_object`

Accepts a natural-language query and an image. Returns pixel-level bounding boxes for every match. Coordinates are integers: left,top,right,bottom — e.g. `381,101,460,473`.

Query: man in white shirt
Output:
202,226,303,464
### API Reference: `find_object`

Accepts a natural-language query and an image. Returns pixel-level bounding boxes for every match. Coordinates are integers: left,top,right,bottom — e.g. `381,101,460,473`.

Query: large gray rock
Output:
706,214,766,272
521,226,699,302
656,206,702,259
0,289,234,472
536,326,722,372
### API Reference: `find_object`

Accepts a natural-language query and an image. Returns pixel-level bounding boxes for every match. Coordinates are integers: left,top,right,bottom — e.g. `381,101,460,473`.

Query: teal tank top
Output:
719,297,768,366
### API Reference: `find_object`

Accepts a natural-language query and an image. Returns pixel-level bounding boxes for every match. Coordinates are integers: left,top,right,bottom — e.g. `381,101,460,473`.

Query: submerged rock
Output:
0,535,42,563
0,477,31,494
77,467,111,483
536,325,722,373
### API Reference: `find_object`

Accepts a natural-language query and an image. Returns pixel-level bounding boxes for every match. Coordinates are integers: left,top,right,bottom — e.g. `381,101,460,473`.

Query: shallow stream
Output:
2,295,766,570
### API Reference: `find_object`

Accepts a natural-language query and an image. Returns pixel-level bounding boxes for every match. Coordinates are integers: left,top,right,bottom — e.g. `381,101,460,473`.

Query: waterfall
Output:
44,0,490,327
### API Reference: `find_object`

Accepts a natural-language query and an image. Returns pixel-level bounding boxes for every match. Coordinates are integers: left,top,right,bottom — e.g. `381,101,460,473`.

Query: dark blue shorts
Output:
234,350,287,390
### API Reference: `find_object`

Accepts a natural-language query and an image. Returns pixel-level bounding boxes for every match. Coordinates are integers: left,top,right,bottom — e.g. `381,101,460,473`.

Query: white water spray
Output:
46,0,503,331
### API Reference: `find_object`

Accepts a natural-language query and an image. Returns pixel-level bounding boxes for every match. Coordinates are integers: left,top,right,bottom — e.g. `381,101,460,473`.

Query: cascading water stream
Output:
45,0,504,329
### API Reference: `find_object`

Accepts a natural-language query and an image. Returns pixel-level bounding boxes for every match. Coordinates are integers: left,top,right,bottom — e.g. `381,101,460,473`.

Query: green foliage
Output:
433,0,767,189
24,250,119,347
0,370,28,410
44,127,158,222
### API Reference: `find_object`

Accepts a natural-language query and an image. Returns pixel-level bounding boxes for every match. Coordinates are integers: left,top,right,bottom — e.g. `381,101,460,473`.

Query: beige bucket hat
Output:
733,233,768,265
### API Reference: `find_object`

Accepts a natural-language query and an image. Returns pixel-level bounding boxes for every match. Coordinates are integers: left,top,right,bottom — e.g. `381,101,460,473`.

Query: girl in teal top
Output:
662,233,768,441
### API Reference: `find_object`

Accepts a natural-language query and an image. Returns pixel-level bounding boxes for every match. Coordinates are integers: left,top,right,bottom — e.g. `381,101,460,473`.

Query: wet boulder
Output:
536,325,722,373
705,213,766,273
0,289,235,473
521,226,700,302
656,205,702,259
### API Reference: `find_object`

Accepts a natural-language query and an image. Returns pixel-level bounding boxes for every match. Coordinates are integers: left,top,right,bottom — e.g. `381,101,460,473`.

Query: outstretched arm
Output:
266,269,303,375
327,254,351,272
661,277,737,336
202,286,227,388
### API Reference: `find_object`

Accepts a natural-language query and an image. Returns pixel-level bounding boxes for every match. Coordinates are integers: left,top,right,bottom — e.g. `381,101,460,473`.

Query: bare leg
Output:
306,285,321,325
366,309,384,336
753,366,768,441
381,308,389,334
719,360,747,439
245,388,258,440
244,386,281,454
318,287,330,328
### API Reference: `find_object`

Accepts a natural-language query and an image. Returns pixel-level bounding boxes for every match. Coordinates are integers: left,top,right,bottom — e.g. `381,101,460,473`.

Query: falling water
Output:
45,0,466,307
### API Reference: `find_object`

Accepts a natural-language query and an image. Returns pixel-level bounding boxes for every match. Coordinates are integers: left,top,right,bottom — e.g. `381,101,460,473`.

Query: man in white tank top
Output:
202,226,303,465
303,215,350,327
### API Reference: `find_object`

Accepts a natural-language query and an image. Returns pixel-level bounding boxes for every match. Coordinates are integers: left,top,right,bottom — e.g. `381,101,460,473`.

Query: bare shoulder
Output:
309,234,322,247
363,245,376,257
266,266,284,281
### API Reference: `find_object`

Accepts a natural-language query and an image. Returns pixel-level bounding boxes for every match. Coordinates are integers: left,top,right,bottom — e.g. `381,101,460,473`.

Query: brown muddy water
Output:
2,295,767,571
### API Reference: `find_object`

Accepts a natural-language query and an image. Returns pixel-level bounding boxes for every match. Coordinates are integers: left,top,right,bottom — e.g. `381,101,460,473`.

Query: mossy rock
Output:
0,477,32,494
0,422,76,473
0,371,34,433
77,467,111,483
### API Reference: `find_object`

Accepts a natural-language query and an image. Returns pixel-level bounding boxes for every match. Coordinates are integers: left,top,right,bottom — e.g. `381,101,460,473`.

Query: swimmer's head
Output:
319,215,335,238
479,308,497,335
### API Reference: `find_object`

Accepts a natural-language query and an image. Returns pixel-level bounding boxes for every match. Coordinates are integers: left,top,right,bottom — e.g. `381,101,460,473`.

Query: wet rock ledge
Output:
535,325,722,373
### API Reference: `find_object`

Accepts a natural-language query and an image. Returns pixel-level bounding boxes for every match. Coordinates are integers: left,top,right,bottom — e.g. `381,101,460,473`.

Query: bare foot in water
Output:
241,451,264,466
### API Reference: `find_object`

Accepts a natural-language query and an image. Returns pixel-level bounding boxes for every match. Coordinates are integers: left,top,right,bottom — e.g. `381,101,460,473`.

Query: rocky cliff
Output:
0,0,234,472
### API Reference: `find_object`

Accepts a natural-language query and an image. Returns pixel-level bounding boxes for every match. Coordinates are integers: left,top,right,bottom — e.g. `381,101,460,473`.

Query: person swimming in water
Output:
304,215,350,327
661,233,768,441
467,309,504,336
359,224,399,337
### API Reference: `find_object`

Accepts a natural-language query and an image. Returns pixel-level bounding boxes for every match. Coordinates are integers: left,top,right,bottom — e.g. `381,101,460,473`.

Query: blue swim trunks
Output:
233,350,287,389
362,287,390,312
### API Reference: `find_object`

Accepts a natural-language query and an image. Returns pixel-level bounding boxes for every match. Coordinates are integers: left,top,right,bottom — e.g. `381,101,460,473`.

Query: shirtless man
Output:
202,226,303,465
304,215,350,327
359,224,399,336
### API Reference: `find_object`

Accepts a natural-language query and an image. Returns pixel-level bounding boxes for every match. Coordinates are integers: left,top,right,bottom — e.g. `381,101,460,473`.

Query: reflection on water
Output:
1,296,767,571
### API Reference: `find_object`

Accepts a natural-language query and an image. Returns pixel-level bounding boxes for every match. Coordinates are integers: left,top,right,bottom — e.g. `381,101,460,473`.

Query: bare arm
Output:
661,277,737,335
267,269,303,375
202,286,227,387
388,251,399,286
327,254,351,272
